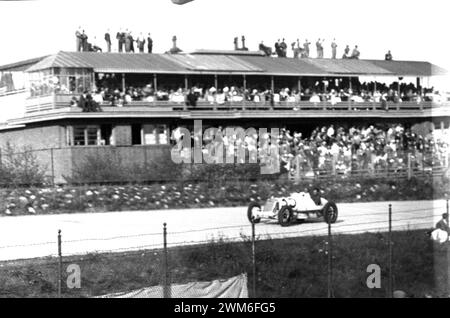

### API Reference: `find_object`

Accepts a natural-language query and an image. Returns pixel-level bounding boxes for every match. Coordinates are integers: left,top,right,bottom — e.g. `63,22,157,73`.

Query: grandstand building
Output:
0,50,448,183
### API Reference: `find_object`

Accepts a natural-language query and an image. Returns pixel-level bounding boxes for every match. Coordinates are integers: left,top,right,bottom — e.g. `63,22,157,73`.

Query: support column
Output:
243,74,247,91
121,73,126,92
298,77,302,93
184,75,188,90
153,74,158,91
271,76,275,92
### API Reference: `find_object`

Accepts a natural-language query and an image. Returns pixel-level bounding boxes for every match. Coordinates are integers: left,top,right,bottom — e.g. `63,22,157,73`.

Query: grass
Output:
0,229,447,298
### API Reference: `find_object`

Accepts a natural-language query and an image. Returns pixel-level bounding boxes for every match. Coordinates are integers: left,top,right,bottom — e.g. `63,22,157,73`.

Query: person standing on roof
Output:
331,39,337,59
116,28,124,52
75,27,83,52
316,38,324,58
129,31,135,53
105,29,111,52
136,33,146,53
124,29,131,52
274,39,281,57
303,39,311,58
81,30,88,52
147,33,153,53
280,38,288,57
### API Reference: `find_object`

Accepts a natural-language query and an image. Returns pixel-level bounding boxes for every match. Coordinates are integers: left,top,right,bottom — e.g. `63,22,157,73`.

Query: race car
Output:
247,190,338,227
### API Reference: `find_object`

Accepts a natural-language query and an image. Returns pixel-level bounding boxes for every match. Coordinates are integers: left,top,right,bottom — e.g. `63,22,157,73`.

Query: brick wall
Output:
0,125,65,150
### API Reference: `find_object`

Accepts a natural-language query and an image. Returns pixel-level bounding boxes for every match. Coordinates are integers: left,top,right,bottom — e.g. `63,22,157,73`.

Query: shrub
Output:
0,142,47,186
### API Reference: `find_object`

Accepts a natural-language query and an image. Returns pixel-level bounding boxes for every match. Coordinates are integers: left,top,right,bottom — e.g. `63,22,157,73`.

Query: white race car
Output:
247,191,338,227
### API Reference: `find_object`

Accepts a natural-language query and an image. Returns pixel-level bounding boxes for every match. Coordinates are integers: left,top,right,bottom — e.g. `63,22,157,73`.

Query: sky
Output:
0,0,449,88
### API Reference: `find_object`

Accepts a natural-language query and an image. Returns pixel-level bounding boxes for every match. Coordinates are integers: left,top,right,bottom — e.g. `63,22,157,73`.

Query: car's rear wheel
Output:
278,206,294,227
247,202,261,224
323,202,338,224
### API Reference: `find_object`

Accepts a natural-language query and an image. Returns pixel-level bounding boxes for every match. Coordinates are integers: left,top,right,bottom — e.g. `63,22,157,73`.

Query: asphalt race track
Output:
0,200,446,262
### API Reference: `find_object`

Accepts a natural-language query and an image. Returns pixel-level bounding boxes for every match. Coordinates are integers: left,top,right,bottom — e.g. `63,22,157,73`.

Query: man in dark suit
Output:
147,33,153,53
105,29,111,52
116,29,124,52
186,88,198,107
78,91,88,111
129,32,135,53
81,30,88,52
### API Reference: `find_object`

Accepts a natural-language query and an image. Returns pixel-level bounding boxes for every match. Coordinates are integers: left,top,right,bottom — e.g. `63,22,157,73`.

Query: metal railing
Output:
23,93,446,114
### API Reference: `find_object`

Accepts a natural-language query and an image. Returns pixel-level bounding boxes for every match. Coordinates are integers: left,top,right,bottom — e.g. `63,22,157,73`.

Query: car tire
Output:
278,206,294,227
323,202,338,224
247,202,261,224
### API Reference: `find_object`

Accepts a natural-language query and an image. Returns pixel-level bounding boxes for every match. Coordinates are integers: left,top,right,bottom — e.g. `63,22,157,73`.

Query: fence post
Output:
163,223,171,298
388,204,393,298
57,229,62,298
327,218,333,298
251,220,256,298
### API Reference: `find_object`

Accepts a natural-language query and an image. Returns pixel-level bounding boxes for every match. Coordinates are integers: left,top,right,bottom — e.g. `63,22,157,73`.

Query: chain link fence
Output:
0,201,448,298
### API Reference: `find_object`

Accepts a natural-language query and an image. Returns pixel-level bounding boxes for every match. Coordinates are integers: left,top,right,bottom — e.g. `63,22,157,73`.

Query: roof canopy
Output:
24,51,447,77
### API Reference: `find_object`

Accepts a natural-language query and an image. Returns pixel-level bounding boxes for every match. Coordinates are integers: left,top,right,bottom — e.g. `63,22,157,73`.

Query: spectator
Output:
81,30,88,52
385,50,393,61
147,33,153,53
129,31,135,53
186,88,198,107
136,33,146,53
259,41,272,56
316,38,324,58
280,39,288,57
350,45,360,59
125,29,131,52
75,27,83,52
274,39,281,57
91,36,102,52
342,45,350,59
105,29,111,52
291,42,300,58
331,39,337,59
309,92,321,103
116,28,125,52
303,39,311,58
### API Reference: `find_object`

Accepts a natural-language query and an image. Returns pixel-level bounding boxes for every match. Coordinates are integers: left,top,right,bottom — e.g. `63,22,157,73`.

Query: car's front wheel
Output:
323,202,338,224
278,206,294,227
247,202,261,224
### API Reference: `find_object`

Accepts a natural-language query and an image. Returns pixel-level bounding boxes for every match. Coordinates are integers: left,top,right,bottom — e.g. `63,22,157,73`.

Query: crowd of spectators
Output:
75,28,392,62
85,79,443,108
171,123,449,177
277,123,448,176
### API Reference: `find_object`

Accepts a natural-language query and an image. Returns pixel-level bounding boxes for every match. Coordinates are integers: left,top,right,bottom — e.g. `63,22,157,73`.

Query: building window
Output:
71,126,101,146
142,124,168,145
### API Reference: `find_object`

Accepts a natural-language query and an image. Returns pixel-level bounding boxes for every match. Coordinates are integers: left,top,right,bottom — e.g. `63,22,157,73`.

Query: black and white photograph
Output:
0,0,449,303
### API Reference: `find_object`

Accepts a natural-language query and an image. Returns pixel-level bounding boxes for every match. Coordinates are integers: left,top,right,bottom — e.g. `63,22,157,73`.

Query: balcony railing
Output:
24,93,448,114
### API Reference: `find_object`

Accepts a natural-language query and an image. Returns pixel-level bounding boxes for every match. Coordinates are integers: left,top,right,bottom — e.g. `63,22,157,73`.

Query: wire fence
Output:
0,201,448,298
